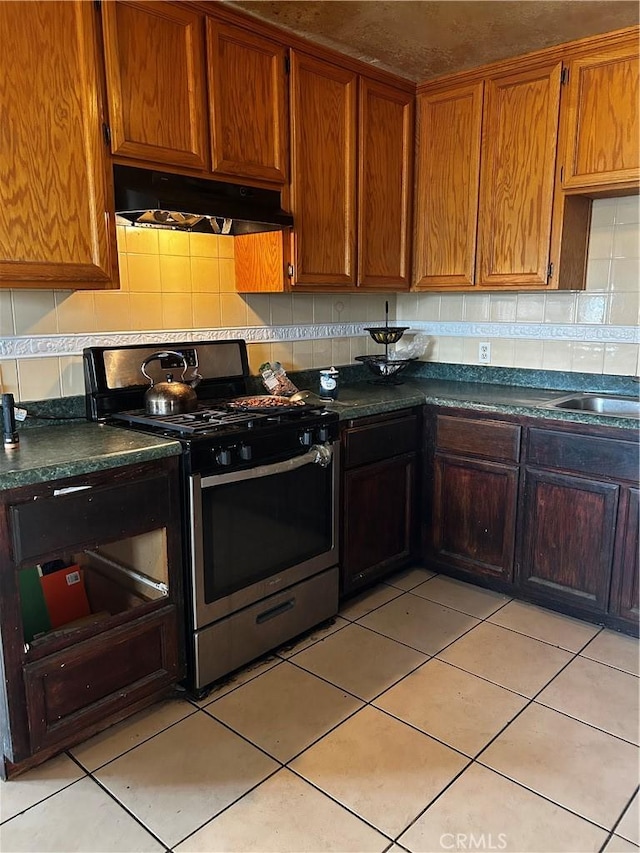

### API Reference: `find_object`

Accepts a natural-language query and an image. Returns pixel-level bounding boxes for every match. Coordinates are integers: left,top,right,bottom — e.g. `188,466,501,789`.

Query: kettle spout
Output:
189,371,203,389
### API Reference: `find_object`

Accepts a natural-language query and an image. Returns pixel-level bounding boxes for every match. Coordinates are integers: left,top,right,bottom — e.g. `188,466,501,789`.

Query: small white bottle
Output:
319,367,339,400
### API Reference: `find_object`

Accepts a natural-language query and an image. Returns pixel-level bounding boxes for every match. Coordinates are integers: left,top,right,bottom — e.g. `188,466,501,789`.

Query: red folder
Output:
40,565,91,629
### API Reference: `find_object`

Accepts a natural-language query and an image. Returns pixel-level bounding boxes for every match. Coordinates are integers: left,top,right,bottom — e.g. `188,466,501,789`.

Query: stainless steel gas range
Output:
83,339,340,696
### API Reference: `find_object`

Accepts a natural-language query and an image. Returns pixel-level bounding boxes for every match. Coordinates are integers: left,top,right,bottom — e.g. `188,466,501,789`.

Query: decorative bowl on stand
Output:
363,326,410,346
355,355,416,384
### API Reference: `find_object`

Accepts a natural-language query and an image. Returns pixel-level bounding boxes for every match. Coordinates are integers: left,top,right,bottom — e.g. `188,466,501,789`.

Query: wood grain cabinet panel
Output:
561,43,640,190
436,415,520,463
477,63,562,288
342,454,416,594
101,0,208,170
290,53,357,287
24,608,178,754
610,487,639,625
518,468,618,614
358,78,413,289
0,1,117,289
340,411,419,594
207,21,288,184
414,82,483,288
432,455,518,581
0,458,184,772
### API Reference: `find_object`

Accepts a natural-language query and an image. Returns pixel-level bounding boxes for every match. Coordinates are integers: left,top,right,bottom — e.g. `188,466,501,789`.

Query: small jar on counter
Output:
319,367,339,400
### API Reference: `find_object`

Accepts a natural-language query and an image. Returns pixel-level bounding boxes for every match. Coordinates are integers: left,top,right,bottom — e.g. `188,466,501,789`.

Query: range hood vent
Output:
113,165,293,235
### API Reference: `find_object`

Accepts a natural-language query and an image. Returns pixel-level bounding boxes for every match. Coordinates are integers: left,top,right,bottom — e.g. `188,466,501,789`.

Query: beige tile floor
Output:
1,567,638,853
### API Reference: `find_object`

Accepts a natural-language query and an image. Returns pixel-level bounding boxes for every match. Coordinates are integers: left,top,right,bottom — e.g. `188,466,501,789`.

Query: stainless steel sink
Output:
547,393,640,418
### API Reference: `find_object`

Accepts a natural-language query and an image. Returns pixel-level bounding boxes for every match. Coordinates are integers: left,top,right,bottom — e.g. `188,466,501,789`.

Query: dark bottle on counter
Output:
2,393,19,448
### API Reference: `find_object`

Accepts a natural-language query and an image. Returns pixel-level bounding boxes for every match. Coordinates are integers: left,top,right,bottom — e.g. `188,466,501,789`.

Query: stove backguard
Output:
83,339,250,420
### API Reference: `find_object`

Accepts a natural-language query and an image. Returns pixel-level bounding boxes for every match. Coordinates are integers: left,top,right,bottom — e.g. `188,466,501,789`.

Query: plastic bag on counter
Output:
259,362,300,396
388,333,430,360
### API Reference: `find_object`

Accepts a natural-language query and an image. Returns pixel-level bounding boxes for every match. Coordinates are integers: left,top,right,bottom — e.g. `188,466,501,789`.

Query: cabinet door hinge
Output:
547,262,554,279
287,263,294,278
561,67,569,85
284,55,290,74
102,122,111,147
560,165,564,182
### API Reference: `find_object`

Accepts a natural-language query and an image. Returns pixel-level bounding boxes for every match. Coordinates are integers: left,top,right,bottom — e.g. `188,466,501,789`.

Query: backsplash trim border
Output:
0,321,637,360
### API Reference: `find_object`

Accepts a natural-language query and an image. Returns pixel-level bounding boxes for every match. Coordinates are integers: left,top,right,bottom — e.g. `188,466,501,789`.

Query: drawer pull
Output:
52,486,93,496
256,598,295,624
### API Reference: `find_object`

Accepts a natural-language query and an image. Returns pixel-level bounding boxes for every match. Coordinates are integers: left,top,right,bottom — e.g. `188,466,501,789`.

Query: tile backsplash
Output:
0,196,638,402
397,196,640,377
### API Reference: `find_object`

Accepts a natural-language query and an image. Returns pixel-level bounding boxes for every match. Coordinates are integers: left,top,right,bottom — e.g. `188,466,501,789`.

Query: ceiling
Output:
226,1,639,82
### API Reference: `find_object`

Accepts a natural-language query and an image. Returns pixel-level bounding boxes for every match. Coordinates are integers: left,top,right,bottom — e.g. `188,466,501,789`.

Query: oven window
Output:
201,461,332,602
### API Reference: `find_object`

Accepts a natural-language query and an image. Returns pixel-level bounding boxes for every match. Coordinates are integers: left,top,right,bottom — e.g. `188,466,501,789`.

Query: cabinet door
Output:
207,21,288,184
290,53,357,287
24,607,179,754
562,44,639,191
477,63,562,288
358,78,413,289
342,454,415,593
0,1,117,289
101,0,208,170
519,468,618,613
432,454,518,581
414,82,484,288
610,487,639,625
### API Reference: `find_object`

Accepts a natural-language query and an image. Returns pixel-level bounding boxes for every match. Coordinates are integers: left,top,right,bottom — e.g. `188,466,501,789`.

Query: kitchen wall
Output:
0,197,637,402
397,195,640,376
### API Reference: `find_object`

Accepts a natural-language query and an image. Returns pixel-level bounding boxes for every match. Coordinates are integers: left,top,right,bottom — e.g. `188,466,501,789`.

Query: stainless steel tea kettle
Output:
141,351,200,415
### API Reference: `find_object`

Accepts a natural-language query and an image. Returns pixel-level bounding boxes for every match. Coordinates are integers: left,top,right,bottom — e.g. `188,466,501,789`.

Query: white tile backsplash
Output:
395,198,639,374
3,199,639,402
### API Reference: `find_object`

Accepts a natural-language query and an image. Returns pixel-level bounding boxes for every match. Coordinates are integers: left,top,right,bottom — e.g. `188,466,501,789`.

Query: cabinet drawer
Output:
343,413,419,468
10,473,172,565
527,429,639,481
436,415,521,462
24,607,179,753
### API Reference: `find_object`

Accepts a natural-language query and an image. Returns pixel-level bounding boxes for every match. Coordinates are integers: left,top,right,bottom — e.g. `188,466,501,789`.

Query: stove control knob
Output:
299,429,313,447
215,448,232,467
238,443,252,461
317,426,330,443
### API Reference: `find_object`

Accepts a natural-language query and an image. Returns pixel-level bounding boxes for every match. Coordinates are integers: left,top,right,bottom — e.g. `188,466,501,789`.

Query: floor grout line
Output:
3,568,637,851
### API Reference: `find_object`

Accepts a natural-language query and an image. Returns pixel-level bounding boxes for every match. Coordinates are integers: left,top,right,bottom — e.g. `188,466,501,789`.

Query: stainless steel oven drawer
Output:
193,566,339,690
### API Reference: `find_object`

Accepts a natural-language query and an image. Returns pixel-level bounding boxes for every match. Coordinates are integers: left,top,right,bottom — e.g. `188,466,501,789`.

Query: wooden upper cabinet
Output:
477,63,562,288
358,78,413,289
414,82,483,288
290,53,357,287
206,22,288,184
561,43,640,191
101,1,209,170
0,1,117,289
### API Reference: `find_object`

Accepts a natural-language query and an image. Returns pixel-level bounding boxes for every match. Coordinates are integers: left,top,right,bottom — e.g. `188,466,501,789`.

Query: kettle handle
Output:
141,351,189,385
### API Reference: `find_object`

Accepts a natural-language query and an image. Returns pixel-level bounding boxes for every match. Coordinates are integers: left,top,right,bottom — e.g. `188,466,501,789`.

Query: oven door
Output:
189,440,339,628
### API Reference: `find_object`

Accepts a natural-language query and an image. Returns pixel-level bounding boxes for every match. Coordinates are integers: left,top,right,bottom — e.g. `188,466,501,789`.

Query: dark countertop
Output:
319,378,640,431
2,371,637,492
0,423,181,491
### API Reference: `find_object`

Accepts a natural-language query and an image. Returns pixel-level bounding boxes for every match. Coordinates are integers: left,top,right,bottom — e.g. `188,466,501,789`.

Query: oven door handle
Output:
200,443,333,488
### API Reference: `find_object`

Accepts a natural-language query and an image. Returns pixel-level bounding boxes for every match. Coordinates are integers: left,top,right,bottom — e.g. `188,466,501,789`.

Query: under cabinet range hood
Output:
113,165,293,235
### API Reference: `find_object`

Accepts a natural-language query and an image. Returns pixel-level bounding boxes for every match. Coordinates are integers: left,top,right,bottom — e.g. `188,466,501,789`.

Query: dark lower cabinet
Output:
0,457,185,777
426,412,520,586
433,454,518,580
340,409,420,595
423,406,639,636
342,454,416,591
610,487,640,624
518,468,619,614
23,606,179,754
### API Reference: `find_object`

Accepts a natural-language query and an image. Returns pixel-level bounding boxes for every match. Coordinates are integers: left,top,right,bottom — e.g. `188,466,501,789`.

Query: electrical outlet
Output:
479,342,491,364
